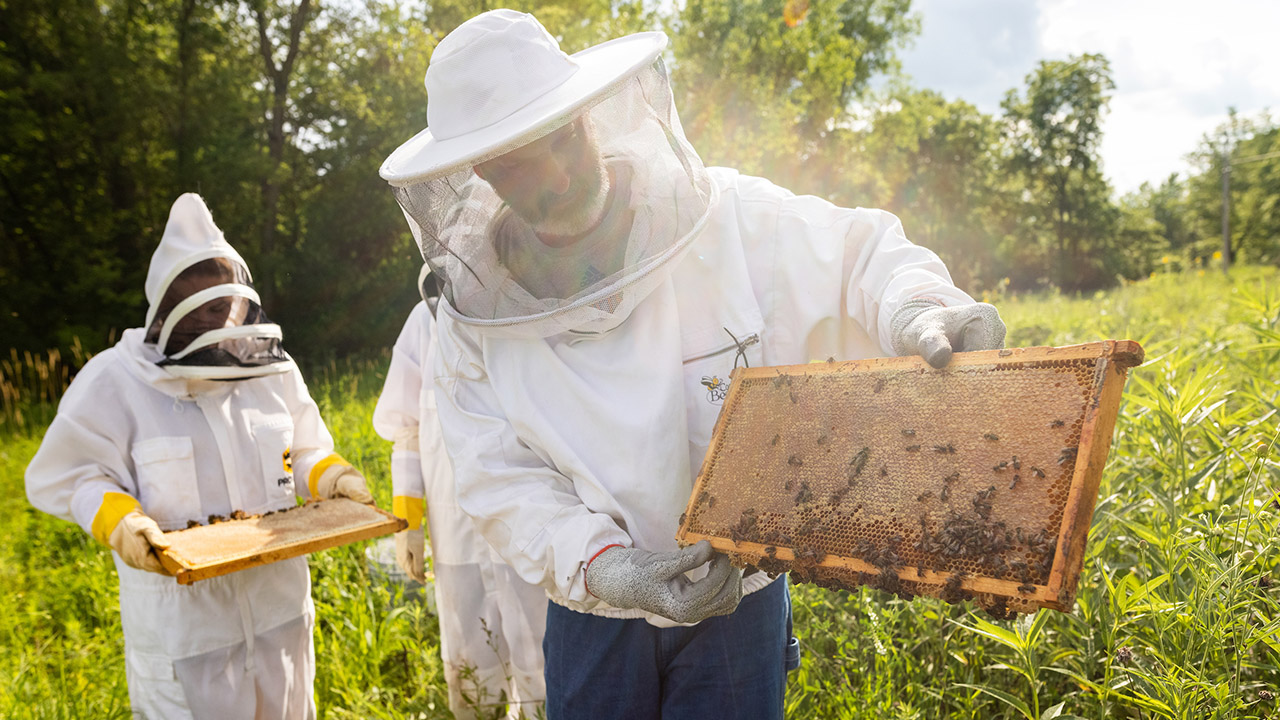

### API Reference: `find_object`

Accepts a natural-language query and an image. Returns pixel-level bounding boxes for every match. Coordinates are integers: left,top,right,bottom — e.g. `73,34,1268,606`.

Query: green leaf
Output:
954,682,1035,719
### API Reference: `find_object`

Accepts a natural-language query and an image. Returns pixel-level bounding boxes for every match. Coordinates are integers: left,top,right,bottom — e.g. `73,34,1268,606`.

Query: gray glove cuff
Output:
890,298,947,356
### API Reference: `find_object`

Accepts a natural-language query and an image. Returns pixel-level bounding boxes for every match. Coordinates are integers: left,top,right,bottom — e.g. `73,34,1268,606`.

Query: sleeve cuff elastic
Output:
90,492,141,546
307,453,352,497
392,495,425,530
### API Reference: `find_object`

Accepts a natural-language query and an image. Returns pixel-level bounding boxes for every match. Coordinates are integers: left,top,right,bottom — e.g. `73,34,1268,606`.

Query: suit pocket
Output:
130,436,200,530
253,420,297,508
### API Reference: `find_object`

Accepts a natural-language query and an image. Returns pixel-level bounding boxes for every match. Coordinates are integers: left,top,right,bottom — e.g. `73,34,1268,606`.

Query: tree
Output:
1001,53,1119,290
667,0,918,194
854,88,1010,291
1185,111,1279,267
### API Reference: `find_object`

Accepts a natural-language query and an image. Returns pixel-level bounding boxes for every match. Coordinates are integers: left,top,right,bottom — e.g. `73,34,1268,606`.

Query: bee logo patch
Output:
282,447,293,474
701,375,729,404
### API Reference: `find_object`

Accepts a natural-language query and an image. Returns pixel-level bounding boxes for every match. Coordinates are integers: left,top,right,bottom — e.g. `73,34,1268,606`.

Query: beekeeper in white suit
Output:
26,193,373,719
373,266,547,719
380,10,1007,718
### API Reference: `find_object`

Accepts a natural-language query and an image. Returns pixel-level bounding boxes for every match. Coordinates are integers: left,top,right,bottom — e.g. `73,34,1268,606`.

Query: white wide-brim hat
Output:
381,9,667,187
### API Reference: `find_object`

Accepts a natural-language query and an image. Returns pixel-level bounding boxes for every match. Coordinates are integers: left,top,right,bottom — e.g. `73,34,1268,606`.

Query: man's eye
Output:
552,128,577,149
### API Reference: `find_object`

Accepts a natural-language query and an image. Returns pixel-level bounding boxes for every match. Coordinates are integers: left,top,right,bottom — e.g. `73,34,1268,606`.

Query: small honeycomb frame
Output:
158,499,406,585
676,341,1144,616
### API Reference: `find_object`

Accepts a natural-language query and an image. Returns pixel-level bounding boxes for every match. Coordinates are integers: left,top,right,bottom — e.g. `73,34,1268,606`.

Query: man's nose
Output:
541,154,571,195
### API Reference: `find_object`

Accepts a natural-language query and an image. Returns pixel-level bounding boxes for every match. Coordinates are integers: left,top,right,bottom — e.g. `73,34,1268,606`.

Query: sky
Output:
897,0,1280,194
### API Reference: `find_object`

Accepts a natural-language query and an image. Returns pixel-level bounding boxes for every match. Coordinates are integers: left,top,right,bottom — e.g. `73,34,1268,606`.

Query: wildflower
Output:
1213,251,1222,261
1161,255,1171,265
1260,688,1274,701
1114,646,1133,665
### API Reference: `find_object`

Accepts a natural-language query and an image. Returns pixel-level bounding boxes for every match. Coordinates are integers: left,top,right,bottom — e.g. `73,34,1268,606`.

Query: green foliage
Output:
6,269,1280,717
4,0,1274,357
1001,54,1120,291
668,0,918,192
854,88,1010,291
1184,112,1280,267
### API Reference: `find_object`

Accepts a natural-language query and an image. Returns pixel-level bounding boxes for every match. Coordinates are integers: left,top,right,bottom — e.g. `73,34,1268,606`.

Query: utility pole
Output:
1221,149,1280,276
1221,157,1230,275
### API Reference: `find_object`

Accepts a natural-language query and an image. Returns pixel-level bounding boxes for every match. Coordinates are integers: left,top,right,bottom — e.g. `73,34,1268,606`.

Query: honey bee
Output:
849,447,870,477
1051,419,1065,428
902,428,916,437
1031,467,1046,479
983,432,999,441
906,444,921,452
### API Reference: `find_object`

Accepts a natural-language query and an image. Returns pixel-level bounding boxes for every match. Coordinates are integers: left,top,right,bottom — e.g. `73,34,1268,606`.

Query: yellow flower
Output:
1212,251,1222,260
1197,269,1205,277
1160,255,1171,264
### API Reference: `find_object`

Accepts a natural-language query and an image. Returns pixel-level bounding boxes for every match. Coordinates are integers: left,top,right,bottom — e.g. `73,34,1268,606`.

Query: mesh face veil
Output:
390,57,715,338
145,257,291,379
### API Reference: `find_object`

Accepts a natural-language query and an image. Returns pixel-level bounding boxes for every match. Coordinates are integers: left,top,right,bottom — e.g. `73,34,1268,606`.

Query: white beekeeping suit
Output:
379,10,1002,626
25,193,370,720
373,277,547,720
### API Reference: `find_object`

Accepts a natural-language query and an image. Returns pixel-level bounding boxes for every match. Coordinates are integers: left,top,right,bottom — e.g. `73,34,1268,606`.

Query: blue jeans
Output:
543,575,800,720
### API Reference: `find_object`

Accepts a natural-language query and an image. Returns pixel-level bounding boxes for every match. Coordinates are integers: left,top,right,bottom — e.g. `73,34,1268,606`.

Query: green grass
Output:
3,266,1279,718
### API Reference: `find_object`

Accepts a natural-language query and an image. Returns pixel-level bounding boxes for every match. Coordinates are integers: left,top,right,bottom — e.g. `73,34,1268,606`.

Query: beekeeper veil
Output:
143,194,293,380
381,10,715,338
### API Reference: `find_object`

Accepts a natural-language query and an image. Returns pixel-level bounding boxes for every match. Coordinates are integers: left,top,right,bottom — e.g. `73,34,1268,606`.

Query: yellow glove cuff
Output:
308,453,352,497
392,495,424,530
91,492,141,546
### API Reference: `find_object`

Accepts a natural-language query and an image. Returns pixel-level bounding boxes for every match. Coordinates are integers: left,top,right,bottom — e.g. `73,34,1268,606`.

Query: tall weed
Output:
2,267,1279,717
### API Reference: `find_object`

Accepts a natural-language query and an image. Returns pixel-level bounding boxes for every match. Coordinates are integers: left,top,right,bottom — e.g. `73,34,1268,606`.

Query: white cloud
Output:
898,0,1280,193
899,0,1042,113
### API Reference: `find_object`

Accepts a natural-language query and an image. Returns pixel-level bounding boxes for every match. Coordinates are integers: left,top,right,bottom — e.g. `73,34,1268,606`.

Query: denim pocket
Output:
785,635,801,672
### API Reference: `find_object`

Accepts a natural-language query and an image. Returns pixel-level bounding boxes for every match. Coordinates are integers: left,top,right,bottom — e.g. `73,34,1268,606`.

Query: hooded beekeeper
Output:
373,264,548,719
25,193,374,719
380,10,1007,717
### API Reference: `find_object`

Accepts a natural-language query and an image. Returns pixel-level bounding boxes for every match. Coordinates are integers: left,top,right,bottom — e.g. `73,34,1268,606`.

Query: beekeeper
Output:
373,266,547,719
379,10,1006,718
26,193,373,719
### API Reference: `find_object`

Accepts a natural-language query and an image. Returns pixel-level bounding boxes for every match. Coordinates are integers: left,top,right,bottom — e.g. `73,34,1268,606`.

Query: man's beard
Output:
525,161,612,240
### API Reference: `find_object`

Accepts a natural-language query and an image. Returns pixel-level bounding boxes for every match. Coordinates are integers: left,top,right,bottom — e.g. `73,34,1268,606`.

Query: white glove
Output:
395,529,427,584
585,540,743,624
890,300,1007,368
315,464,375,504
108,510,172,575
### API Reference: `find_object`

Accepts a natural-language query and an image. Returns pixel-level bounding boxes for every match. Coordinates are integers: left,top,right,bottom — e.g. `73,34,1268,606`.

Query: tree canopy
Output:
1,0,1275,357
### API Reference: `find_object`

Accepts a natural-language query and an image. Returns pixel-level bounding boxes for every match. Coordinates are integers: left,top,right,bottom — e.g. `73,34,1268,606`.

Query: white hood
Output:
144,193,250,332
141,194,292,381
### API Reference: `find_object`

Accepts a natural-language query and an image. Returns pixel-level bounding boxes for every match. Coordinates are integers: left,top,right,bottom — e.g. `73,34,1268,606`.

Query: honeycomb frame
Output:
676,341,1144,616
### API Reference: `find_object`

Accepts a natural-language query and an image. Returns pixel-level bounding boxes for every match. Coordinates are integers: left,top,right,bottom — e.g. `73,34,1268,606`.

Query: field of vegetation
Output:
2,265,1278,719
